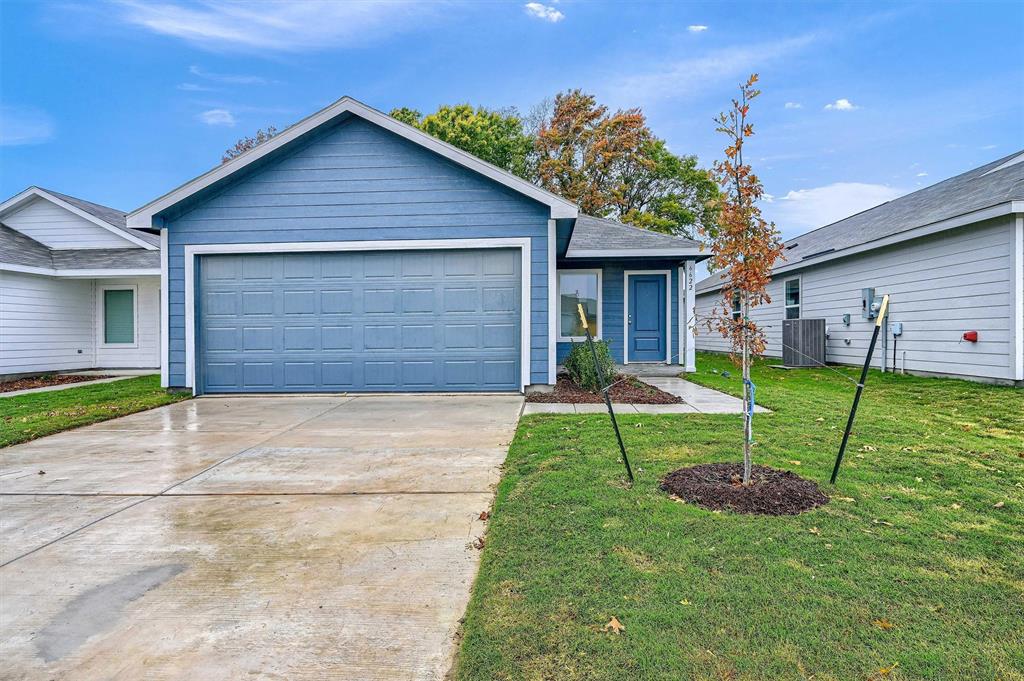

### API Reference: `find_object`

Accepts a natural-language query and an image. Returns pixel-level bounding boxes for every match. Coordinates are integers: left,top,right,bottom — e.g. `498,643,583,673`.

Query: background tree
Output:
222,126,278,163
702,74,786,484
535,90,717,239
390,104,533,178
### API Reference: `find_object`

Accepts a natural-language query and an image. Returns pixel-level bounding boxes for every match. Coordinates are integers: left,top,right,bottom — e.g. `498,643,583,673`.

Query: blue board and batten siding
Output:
163,115,552,390
556,262,682,365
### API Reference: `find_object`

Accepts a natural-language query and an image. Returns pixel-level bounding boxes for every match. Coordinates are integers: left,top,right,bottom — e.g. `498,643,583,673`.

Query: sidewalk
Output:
522,376,770,415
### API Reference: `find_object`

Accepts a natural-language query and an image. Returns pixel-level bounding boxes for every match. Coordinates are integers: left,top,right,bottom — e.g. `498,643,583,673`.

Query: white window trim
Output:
182,238,533,395
623,270,672,365
98,284,139,349
557,268,603,342
784,275,802,320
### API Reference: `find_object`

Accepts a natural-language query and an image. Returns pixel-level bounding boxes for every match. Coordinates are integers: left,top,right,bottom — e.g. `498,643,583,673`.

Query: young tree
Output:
222,126,278,164
702,74,786,484
535,90,718,239
390,104,533,178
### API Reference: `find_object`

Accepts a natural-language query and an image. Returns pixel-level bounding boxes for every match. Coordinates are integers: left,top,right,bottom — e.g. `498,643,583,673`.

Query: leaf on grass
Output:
873,618,895,630
679,599,691,605
950,503,962,510
873,519,894,526
808,527,821,535
789,460,802,466
815,417,825,422
879,662,900,676
603,616,625,634
836,496,855,503
993,501,1005,509
668,494,686,504
861,445,877,452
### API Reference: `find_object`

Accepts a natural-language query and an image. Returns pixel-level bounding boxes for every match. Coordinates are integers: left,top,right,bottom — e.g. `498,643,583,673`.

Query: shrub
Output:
564,339,615,392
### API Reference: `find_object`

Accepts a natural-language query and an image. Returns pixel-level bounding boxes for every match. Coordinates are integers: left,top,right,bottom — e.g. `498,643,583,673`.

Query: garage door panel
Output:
198,250,520,392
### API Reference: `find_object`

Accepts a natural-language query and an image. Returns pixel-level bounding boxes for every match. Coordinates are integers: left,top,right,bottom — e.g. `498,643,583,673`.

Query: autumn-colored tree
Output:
702,74,786,484
390,104,533,178
222,126,278,164
535,90,717,238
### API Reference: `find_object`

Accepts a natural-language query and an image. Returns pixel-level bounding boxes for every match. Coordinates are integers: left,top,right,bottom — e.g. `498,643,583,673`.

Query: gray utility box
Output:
782,318,827,368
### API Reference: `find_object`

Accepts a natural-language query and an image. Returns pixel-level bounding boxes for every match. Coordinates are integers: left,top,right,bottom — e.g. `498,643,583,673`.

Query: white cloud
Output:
189,65,266,85
111,0,445,52
916,171,928,177
766,182,904,235
199,109,236,126
784,102,803,109
0,105,55,146
608,32,820,104
980,144,997,150
824,98,858,111
687,25,708,32
177,82,214,92
524,3,564,22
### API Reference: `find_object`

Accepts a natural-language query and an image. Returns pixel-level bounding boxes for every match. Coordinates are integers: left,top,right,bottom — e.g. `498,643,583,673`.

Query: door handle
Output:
628,314,632,325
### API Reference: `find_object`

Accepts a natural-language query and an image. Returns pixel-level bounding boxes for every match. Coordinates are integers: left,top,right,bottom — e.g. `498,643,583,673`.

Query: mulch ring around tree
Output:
0,374,114,394
661,463,829,515
525,374,682,404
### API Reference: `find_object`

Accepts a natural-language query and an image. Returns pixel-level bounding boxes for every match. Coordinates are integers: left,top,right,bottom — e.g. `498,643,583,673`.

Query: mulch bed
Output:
0,374,113,393
526,374,682,404
661,463,829,515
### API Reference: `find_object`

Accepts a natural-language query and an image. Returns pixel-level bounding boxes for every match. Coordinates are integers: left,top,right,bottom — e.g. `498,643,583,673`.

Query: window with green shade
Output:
558,270,601,339
103,289,135,344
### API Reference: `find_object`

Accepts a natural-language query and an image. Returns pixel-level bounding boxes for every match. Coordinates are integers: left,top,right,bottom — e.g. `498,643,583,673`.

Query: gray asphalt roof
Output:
0,223,159,271
42,188,161,247
567,214,703,256
696,150,1024,292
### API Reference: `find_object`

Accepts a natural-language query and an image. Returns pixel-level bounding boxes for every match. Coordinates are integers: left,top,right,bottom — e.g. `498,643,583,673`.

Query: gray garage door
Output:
197,249,521,393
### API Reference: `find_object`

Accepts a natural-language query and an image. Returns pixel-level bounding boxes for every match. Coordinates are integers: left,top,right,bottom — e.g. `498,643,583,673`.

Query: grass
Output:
0,375,189,447
454,353,1024,680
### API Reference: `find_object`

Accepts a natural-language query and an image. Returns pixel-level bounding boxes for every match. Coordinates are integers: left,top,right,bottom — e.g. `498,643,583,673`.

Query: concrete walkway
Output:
0,394,522,680
522,376,769,415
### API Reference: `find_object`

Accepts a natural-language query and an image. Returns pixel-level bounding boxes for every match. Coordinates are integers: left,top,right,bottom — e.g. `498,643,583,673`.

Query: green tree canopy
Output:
389,104,533,179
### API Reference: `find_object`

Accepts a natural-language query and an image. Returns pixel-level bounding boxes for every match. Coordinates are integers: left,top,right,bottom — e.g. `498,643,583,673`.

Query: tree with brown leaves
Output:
702,74,786,484
222,126,278,164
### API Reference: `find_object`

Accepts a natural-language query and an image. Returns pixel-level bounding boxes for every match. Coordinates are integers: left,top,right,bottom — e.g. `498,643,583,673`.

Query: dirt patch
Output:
0,375,114,393
526,375,682,404
661,463,829,515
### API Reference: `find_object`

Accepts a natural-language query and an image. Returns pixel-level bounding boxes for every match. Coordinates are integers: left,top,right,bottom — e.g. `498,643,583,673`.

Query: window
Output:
731,291,742,320
102,288,135,345
558,270,601,339
784,278,800,320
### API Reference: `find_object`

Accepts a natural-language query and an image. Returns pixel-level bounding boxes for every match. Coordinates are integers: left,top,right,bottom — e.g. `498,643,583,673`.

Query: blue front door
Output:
628,274,666,362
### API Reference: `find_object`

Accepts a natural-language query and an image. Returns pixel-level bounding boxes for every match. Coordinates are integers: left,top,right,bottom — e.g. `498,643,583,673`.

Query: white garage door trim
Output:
183,238,533,395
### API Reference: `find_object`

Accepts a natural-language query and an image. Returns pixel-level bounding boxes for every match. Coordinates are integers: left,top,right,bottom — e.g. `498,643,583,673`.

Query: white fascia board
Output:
566,248,704,258
1,187,156,251
160,228,169,388
697,201,1024,295
0,263,159,278
127,96,577,229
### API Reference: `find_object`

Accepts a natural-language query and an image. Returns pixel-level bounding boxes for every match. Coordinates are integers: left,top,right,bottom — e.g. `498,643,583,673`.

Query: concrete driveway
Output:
0,394,522,680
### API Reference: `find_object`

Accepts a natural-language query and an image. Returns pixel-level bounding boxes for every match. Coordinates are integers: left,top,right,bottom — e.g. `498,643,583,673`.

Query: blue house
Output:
128,97,705,394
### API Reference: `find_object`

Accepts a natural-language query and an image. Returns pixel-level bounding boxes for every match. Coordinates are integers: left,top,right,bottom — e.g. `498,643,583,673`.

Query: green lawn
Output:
454,353,1024,681
0,375,189,448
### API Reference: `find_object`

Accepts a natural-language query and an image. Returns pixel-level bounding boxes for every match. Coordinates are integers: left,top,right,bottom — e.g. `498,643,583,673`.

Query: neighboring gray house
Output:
127,96,704,395
0,187,161,377
695,152,1024,386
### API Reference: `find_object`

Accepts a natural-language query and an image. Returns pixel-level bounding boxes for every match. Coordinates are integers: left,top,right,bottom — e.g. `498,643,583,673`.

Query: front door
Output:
628,274,667,362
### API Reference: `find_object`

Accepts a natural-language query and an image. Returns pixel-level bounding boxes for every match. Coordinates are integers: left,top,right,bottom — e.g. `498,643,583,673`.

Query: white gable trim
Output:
128,97,578,229
0,262,159,278
0,187,156,250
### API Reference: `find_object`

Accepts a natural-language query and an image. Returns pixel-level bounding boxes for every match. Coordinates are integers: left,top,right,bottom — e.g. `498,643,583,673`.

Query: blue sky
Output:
1,0,1021,243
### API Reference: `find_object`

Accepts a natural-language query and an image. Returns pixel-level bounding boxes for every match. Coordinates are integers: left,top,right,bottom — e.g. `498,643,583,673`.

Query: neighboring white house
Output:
0,187,161,378
695,151,1024,386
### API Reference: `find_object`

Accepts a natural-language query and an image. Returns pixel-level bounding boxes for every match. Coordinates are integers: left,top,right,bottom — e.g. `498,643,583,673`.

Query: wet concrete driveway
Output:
0,394,523,680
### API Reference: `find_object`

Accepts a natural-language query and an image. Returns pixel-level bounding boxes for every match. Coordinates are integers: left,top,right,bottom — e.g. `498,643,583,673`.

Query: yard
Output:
0,375,189,448
453,353,1024,680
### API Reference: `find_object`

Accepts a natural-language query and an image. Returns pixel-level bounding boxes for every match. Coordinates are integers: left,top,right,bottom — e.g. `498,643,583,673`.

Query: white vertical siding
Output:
94,277,161,369
0,271,96,374
3,197,134,249
695,217,1019,383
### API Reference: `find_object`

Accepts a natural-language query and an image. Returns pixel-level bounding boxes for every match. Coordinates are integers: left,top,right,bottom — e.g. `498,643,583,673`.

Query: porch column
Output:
683,261,696,372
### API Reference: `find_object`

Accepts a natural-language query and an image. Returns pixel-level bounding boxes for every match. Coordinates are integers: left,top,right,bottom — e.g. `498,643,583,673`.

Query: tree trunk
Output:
742,292,752,484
